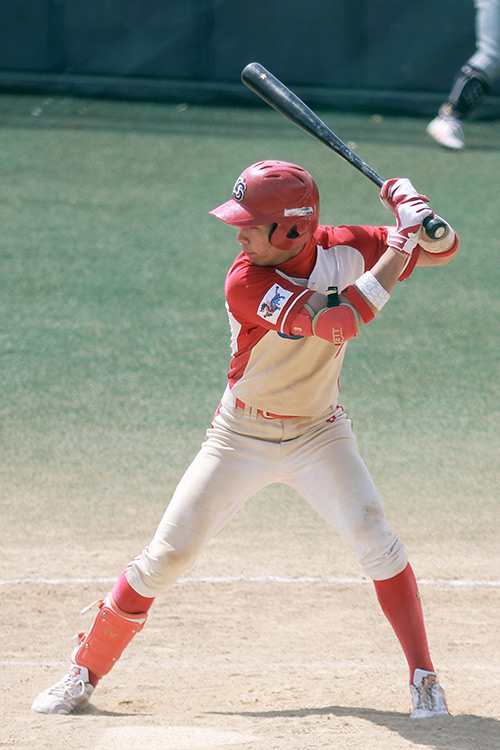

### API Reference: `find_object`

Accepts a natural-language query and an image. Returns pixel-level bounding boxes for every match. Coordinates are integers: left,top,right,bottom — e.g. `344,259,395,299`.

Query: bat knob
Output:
422,215,447,240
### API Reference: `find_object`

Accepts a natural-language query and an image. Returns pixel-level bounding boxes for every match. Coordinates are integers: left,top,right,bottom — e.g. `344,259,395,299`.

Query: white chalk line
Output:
3,657,499,673
1,574,500,587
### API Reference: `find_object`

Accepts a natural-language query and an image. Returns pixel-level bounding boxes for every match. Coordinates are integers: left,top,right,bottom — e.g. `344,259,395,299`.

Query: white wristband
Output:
353,271,390,310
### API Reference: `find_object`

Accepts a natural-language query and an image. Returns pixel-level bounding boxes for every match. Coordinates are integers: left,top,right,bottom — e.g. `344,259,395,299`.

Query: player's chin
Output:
243,251,264,265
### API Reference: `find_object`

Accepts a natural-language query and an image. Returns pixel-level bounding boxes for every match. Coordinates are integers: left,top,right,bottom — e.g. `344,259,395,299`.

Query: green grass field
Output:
1,93,499,565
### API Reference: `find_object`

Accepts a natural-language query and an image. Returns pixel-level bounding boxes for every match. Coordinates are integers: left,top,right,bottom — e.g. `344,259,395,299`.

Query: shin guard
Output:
447,65,491,118
71,595,148,680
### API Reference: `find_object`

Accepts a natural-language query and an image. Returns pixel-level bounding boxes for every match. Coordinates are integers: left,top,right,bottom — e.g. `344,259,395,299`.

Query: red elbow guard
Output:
313,304,360,345
285,301,361,345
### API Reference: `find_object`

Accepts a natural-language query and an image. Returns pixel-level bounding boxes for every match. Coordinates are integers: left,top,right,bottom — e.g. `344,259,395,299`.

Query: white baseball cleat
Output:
410,668,450,718
31,665,94,714
426,114,465,150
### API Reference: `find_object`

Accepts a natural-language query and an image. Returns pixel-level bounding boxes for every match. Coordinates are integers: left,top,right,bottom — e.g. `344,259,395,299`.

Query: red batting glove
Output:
379,177,430,215
388,195,434,257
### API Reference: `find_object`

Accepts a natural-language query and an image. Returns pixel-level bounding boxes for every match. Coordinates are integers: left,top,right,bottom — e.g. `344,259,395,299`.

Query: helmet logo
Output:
283,207,314,217
233,177,247,202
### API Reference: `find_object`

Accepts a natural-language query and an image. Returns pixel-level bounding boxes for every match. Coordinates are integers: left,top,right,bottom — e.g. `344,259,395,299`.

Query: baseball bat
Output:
241,62,447,240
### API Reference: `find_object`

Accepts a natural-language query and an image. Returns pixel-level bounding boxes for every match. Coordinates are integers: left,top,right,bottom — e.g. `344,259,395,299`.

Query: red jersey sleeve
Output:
225,254,314,332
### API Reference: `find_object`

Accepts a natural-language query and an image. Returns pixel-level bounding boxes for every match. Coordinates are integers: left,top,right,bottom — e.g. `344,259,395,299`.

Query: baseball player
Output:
427,0,500,148
32,160,458,718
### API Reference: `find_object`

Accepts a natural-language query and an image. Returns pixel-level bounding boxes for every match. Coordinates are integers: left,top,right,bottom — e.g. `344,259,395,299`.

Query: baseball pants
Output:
127,402,408,598
470,0,500,81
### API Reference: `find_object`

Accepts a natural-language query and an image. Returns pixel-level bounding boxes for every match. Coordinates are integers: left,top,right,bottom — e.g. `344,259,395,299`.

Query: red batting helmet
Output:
209,160,320,252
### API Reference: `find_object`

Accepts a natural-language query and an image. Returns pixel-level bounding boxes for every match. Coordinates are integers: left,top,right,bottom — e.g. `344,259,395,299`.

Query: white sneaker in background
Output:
426,113,465,150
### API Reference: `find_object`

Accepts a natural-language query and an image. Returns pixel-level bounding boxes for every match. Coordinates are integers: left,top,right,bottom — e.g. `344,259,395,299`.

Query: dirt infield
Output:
3,520,499,750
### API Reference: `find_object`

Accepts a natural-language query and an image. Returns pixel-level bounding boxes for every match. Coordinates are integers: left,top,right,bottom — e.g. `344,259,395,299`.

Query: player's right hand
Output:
379,177,429,215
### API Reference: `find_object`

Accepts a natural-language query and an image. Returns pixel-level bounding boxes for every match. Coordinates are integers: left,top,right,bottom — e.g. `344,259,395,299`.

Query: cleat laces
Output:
48,674,86,700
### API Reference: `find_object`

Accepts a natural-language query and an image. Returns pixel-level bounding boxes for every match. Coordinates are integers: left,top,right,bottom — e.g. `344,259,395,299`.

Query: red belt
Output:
235,398,298,420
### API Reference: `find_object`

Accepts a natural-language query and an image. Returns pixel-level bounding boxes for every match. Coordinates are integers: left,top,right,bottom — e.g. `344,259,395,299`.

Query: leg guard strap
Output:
72,595,147,679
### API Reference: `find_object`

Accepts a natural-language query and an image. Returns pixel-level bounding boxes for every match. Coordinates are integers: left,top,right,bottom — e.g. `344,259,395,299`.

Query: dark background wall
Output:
1,0,498,116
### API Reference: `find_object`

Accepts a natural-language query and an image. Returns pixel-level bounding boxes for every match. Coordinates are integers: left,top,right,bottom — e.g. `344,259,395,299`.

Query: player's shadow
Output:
78,704,153,717
209,704,499,749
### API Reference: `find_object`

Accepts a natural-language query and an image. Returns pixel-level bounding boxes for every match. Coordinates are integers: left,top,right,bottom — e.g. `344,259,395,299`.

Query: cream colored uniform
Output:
127,224,412,597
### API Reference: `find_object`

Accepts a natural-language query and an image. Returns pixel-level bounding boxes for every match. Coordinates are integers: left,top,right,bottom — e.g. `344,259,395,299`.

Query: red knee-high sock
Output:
373,562,434,682
111,571,155,614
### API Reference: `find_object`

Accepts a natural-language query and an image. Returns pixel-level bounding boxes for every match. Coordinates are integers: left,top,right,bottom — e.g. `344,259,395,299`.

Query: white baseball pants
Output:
127,402,408,598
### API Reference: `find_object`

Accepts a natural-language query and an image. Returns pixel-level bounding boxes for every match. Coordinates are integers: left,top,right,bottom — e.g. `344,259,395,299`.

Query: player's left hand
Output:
379,177,429,215
389,195,434,257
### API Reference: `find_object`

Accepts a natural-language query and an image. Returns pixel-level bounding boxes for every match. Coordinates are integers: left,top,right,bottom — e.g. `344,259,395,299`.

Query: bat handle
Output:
422,215,447,240
371,172,447,240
